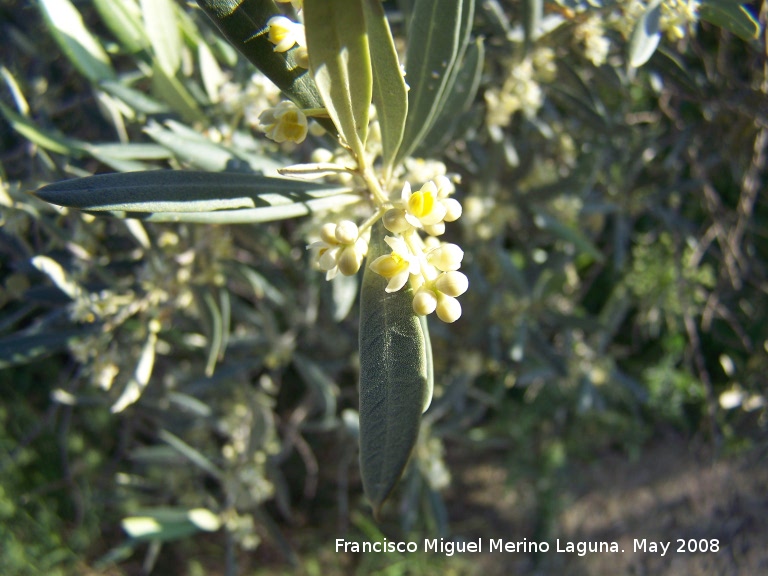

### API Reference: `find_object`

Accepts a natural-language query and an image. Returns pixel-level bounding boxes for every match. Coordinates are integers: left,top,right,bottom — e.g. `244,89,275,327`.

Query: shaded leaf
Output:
195,0,335,134
358,222,430,516
35,170,354,214
699,0,760,42
0,101,85,156
0,329,97,369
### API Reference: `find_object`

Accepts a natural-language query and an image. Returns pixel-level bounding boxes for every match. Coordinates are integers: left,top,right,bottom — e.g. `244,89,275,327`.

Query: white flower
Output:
369,236,420,293
266,16,305,53
401,181,447,230
258,101,308,144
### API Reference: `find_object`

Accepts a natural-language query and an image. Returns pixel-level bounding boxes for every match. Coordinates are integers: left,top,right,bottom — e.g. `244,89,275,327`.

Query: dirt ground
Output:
445,434,768,575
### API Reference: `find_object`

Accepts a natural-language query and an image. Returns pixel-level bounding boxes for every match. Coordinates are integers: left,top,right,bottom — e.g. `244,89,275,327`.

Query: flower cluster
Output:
308,176,468,323
308,220,368,280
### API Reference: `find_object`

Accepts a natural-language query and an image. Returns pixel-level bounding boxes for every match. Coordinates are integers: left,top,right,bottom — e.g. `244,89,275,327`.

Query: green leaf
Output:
150,60,206,124
533,211,605,263
34,170,361,224
195,0,334,133
158,429,224,480
358,222,430,516
397,0,464,163
0,101,85,156
140,0,182,75
38,0,116,82
418,37,484,153
628,0,662,69
699,0,760,42
193,288,225,377
122,508,220,542
93,0,149,54
304,0,372,165
0,329,97,369
523,0,543,45
99,80,171,115
362,0,408,178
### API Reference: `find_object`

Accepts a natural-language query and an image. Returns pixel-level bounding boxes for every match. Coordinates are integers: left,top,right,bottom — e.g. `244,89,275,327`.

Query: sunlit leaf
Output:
418,37,484,153
304,0,372,165
140,0,182,75
397,0,464,162
362,0,408,178
358,222,431,516
38,0,116,82
628,0,662,68
93,0,149,54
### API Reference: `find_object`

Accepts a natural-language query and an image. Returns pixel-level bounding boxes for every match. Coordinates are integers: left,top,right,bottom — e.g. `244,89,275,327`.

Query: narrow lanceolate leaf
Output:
0,101,85,156
92,0,149,54
359,223,430,516
397,0,464,163
38,0,116,83
362,0,408,178
35,171,351,212
304,0,372,165
628,0,662,69
699,0,760,42
140,0,182,75
419,37,484,154
34,171,361,224
196,0,333,133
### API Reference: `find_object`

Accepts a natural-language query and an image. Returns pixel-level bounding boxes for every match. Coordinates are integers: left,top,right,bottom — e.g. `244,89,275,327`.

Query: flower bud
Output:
423,222,445,236
335,220,359,244
412,288,438,316
320,222,338,245
442,198,462,222
436,294,462,323
427,243,464,271
337,246,363,276
435,271,468,297
383,209,411,234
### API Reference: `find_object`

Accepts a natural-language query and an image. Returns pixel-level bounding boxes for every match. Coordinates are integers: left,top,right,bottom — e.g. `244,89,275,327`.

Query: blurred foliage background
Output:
0,0,766,574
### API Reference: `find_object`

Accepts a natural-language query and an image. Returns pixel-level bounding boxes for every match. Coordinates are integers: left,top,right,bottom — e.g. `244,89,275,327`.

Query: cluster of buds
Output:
308,220,369,280
376,176,467,323
310,176,468,323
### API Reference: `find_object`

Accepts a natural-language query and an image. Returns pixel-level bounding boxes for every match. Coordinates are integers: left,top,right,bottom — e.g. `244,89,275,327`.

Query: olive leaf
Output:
304,0,372,165
358,223,432,517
